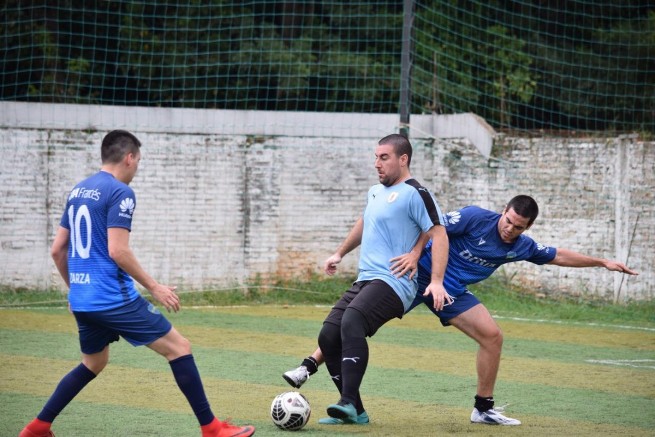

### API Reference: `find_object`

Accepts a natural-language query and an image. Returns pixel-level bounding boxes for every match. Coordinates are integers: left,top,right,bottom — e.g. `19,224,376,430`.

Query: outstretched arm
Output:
549,248,638,275
324,217,364,275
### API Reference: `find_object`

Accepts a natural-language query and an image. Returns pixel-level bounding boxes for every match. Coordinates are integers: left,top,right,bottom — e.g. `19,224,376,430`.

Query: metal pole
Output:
399,0,414,138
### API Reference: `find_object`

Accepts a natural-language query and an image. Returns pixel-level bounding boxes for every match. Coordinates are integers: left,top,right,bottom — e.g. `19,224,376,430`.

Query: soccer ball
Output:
270,391,311,431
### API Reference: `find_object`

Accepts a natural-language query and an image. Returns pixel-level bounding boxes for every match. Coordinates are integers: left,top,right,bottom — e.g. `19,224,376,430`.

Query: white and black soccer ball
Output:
270,391,311,431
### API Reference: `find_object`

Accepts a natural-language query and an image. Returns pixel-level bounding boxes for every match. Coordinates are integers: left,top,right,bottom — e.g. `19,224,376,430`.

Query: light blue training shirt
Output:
358,178,445,311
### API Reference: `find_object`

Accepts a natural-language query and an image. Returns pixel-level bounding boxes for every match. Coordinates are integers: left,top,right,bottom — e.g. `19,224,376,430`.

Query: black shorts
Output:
323,279,404,337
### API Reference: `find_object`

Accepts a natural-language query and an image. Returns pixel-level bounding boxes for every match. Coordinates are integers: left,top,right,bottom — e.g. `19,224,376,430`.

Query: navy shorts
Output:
73,296,172,354
324,279,405,337
407,289,481,326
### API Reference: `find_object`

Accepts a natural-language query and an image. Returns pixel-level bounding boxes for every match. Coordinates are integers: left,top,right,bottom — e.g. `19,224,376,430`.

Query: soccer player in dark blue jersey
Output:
315,134,450,425
284,195,637,426
20,130,254,437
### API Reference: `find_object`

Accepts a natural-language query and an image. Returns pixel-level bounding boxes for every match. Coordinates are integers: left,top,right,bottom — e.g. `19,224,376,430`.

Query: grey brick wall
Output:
1,113,652,301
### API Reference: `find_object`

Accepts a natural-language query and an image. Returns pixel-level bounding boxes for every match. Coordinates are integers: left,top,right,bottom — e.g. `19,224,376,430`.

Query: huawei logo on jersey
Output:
447,211,461,225
119,197,135,218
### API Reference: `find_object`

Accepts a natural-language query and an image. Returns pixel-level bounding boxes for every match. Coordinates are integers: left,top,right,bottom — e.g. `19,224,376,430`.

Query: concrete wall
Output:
0,102,652,300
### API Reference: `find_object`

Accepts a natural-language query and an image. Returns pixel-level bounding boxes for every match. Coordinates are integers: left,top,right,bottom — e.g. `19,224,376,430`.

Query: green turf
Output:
1,304,653,436
2,274,654,326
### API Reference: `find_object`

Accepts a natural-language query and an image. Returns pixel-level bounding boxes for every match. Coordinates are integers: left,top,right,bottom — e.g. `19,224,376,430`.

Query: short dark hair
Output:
378,133,412,167
101,130,141,164
506,195,539,225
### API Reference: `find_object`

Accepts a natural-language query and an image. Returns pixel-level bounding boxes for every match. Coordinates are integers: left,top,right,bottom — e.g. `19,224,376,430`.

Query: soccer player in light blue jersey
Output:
20,130,254,437
315,134,450,425
284,195,637,426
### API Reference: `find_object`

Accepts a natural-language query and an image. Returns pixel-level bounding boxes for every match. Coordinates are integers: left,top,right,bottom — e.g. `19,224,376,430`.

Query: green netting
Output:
412,1,655,131
1,1,653,132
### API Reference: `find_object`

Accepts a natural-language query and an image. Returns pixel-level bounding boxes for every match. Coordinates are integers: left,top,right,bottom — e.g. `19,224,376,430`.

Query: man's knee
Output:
479,325,503,351
150,328,192,360
176,335,192,354
169,333,192,359
82,347,109,374
491,326,503,348
318,322,340,353
341,307,369,339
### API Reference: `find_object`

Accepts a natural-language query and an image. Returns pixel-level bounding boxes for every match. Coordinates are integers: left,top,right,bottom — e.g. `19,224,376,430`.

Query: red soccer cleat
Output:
202,418,255,437
18,418,55,437
18,427,55,437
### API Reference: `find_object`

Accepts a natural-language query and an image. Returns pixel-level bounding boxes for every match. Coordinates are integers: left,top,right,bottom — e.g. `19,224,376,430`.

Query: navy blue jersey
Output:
418,206,556,296
359,179,445,310
60,171,140,311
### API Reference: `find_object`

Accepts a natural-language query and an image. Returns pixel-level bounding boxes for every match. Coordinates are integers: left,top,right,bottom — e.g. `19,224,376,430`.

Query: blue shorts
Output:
407,289,481,326
73,296,172,354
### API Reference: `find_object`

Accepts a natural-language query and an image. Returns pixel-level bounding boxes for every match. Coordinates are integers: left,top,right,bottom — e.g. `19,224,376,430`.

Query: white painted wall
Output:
0,102,651,300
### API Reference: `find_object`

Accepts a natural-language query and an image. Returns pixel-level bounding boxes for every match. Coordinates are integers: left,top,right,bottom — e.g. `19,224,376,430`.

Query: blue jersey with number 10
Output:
60,171,140,311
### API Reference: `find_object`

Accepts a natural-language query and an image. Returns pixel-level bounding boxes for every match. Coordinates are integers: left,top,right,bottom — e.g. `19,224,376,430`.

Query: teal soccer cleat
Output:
318,410,369,425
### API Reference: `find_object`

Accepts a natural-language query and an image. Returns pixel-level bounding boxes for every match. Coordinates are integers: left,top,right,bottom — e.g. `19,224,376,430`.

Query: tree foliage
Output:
1,0,652,131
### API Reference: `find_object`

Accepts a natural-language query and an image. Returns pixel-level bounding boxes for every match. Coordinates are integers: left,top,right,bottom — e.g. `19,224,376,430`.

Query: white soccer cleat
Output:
471,407,521,425
282,365,310,388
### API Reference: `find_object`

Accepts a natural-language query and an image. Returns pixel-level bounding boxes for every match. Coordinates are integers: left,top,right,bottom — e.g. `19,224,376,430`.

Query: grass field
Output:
1,285,654,437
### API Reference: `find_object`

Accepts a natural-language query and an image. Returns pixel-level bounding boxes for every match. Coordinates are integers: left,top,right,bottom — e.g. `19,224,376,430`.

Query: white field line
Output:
492,315,655,370
585,359,655,369
493,315,655,332
2,305,654,333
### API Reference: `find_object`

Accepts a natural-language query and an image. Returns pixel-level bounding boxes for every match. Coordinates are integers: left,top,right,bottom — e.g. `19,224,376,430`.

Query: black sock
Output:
170,354,214,426
318,322,343,394
38,363,97,423
340,339,369,406
339,308,370,407
474,395,494,412
301,356,319,375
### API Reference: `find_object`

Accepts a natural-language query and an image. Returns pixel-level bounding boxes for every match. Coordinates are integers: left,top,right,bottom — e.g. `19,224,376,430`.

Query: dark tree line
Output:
1,0,653,131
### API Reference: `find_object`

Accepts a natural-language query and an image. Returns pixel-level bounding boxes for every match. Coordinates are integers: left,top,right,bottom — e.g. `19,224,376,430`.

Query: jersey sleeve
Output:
444,205,480,237
107,185,136,230
410,186,445,232
59,188,77,230
60,201,71,230
524,237,557,265
364,185,376,214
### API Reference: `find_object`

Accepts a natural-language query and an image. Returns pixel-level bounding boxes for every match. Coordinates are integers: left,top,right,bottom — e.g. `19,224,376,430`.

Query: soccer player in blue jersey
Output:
314,134,450,425
284,195,637,426
20,130,254,437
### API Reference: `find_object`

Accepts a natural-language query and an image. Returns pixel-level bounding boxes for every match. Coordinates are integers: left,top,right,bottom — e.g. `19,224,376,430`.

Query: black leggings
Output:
318,310,368,412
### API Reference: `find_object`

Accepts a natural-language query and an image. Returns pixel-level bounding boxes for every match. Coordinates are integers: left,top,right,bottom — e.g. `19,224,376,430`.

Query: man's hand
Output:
423,281,453,311
389,252,420,280
324,254,343,276
604,260,638,275
150,284,180,313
